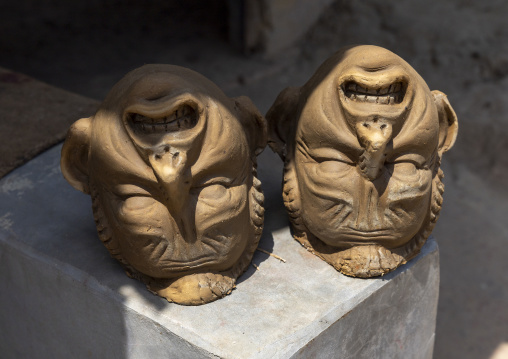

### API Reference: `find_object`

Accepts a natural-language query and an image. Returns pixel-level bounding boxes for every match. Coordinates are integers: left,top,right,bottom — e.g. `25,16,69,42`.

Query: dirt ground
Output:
1,0,507,358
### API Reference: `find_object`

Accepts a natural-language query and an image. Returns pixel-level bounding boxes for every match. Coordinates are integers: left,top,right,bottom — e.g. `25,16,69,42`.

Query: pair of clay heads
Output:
61,45,458,305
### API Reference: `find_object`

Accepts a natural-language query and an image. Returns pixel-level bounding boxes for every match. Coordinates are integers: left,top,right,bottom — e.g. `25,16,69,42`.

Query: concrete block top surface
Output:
0,144,438,359
0,67,99,178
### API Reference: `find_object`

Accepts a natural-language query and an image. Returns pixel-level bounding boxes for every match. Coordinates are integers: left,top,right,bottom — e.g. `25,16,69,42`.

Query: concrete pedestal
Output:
0,145,439,359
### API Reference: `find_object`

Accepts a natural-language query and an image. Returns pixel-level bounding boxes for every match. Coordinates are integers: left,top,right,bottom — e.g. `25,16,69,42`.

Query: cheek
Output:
296,159,358,234
297,160,356,201
384,163,433,206
193,183,251,262
381,163,433,233
113,195,174,236
118,196,160,224
195,184,249,233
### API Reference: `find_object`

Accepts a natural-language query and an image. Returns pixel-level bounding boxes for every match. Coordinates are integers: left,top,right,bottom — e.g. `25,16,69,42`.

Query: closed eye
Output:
192,176,234,190
113,184,154,200
306,148,355,165
385,153,426,168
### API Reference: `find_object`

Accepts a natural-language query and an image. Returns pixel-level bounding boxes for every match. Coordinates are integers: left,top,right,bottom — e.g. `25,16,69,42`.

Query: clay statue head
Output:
61,65,266,304
267,45,458,277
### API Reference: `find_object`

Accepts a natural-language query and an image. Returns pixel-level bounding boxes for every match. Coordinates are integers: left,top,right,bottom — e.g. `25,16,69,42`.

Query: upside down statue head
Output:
61,65,267,304
267,45,458,277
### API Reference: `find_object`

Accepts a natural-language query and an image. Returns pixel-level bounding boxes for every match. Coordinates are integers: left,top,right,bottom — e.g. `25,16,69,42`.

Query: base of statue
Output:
0,145,438,359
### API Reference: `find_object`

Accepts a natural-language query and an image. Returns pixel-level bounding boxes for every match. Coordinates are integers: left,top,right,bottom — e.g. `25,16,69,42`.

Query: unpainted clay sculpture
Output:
61,65,266,305
267,45,458,277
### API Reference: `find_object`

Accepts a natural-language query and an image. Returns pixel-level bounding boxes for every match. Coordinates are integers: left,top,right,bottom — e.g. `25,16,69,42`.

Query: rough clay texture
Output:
266,45,457,277
0,0,507,357
0,144,439,358
60,65,267,305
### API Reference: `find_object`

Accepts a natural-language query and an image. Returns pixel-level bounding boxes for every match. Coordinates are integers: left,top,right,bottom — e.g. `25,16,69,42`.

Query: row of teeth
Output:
344,82,405,104
348,93,403,104
130,105,197,133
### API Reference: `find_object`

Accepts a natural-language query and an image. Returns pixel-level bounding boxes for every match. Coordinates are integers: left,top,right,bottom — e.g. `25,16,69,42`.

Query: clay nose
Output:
148,148,191,218
355,120,392,180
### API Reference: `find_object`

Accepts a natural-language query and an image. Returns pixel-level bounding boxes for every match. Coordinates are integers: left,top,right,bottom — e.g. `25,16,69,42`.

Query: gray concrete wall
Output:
243,0,335,54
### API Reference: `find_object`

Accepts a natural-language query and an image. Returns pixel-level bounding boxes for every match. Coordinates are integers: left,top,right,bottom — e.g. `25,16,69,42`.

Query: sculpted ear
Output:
432,90,458,155
265,86,300,161
233,96,267,156
60,117,92,194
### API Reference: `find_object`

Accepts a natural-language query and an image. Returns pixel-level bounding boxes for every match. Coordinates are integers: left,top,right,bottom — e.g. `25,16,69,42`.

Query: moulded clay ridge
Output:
61,64,267,305
266,45,458,277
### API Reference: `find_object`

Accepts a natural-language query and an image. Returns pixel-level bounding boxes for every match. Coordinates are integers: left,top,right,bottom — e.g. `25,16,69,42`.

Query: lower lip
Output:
323,228,397,246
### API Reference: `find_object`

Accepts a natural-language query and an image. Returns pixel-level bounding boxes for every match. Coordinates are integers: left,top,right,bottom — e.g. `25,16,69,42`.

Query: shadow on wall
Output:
0,0,230,99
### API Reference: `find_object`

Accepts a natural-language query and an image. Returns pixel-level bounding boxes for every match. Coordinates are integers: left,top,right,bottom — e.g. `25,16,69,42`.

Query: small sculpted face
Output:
267,45,457,276
61,65,266,303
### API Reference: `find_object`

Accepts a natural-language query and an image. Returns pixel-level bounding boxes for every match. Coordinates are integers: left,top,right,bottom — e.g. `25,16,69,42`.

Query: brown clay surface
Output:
1,0,507,356
266,45,458,277
60,65,266,305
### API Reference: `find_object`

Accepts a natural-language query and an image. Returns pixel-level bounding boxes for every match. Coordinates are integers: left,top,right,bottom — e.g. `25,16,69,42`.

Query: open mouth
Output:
127,103,198,134
343,81,407,104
